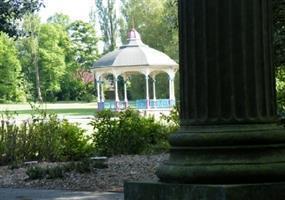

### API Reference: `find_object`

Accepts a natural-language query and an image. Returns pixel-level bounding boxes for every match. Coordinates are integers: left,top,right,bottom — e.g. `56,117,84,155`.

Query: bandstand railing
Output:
98,99,175,111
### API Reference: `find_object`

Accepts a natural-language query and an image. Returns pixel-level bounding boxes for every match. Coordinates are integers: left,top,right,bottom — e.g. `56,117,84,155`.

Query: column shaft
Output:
179,0,276,125
124,79,128,108
145,75,150,109
169,77,173,100
114,76,119,110
96,80,100,103
100,80,104,102
153,78,156,101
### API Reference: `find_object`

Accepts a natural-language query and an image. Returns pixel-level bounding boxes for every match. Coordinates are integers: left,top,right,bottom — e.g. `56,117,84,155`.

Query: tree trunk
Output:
33,51,42,102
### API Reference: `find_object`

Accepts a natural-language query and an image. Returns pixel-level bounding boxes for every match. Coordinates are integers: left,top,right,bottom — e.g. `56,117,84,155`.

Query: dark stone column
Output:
156,0,285,184
179,0,276,125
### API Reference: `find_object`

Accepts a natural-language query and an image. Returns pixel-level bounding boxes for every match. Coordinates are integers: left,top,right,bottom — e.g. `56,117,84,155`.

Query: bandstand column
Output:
152,76,157,108
145,74,150,109
168,73,175,106
100,78,104,102
96,79,100,103
125,0,285,199
171,75,175,102
123,75,128,109
96,75,101,109
114,75,120,110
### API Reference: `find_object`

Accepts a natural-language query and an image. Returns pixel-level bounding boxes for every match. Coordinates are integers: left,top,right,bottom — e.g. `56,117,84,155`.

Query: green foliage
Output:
90,109,172,156
52,19,98,102
38,24,68,101
128,74,145,100
160,107,180,133
0,108,93,165
46,166,65,179
0,0,43,36
18,16,70,102
58,120,93,161
26,166,46,180
276,67,285,114
18,14,99,102
57,79,95,102
26,158,106,180
27,165,65,180
68,159,92,173
17,14,43,102
0,32,26,102
47,13,71,29
68,20,99,70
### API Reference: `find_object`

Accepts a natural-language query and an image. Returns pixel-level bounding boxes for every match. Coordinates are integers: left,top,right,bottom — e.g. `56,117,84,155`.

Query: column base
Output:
157,123,285,184
124,181,285,200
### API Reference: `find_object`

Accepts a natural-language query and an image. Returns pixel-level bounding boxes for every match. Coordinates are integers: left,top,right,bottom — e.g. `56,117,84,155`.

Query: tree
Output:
0,32,25,102
38,24,68,101
47,13,71,30
68,20,99,72
120,0,173,52
93,0,119,52
58,20,99,101
0,0,43,36
18,18,69,102
19,14,43,102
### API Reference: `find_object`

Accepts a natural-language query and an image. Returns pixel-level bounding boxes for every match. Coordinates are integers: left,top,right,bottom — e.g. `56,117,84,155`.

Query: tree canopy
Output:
0,0,44,36
0,32,25,102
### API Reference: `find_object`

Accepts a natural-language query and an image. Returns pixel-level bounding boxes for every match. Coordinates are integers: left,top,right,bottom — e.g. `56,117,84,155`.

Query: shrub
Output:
58,120,93,161
26,166,46,180
26,165,64,180
90,109,172,156
0,108,93,165
160,106,180,133
26,158,103,180
46,166,65,179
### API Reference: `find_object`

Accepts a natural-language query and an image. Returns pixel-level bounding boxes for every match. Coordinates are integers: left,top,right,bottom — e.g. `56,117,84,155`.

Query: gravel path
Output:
0,154,168,192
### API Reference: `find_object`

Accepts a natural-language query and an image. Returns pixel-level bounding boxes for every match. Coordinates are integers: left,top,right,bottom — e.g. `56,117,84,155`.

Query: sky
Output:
39,0,95,22
38,0,122,52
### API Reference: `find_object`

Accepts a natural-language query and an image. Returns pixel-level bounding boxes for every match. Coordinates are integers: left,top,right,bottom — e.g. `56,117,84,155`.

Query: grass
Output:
0,102,98,117
9,108,96,116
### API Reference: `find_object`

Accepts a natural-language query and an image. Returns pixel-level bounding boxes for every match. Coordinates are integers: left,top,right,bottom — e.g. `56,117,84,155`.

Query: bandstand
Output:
92,29,178,111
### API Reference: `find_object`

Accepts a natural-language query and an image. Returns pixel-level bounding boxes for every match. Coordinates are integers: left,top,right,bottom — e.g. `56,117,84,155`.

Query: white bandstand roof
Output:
92,29,178,77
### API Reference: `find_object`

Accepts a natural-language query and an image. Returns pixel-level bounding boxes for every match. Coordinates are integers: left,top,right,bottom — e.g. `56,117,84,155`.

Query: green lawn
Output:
7,108,97,116
0,102,98,117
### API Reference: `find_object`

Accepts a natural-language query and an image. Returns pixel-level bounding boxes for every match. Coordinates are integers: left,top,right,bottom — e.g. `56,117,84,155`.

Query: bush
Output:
0,108,93,165
26,166,46,180
59,120,93,161
57,78,96,102
160,106,180,133
26,158,104,180
46,166,65,179
26,165,64,180
90,109,172,156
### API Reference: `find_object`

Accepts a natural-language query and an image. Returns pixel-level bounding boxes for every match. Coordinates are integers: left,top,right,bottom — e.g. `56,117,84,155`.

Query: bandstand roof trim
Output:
92,29,178,69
